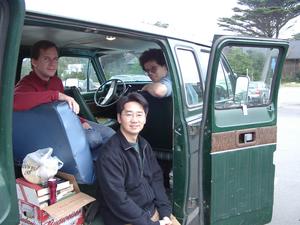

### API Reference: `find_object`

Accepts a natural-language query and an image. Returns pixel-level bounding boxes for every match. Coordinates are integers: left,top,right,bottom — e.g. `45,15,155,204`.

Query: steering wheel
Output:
94,79,127,107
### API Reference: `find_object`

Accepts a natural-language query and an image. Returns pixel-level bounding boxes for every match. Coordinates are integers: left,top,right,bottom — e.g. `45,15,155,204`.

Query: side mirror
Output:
234,76,249,104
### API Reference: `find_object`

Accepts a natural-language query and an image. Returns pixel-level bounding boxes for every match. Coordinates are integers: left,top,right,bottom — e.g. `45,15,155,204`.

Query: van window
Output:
198,49,210,83
20,58,31,78
20,56,99,92
176,48,203,106
99,52,150,82
215,60,234,102
215,46,280,108
58,57,99,92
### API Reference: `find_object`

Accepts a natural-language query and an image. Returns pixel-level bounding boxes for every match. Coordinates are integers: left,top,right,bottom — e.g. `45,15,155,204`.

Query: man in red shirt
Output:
14,40,115,158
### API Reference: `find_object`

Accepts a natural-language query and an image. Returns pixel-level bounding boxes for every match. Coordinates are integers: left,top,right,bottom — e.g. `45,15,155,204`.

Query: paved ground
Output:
267,86,300,225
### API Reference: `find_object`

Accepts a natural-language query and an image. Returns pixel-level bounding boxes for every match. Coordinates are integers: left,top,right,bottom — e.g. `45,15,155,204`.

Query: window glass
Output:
215,59,234,102
99,52,150,82
215,46,279,108
198,49,210,83
20,57,99,92
58,57,99,92
21,58,31,78
176,49,203,106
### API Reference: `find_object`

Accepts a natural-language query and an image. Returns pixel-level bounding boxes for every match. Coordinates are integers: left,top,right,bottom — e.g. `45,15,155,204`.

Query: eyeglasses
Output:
144,66,158,75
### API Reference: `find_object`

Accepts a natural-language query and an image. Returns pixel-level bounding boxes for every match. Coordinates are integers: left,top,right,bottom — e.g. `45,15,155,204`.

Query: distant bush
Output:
282,74,293,82
295,72,300,82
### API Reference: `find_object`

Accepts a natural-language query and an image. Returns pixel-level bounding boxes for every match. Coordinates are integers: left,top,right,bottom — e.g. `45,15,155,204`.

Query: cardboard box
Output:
16,172,95,225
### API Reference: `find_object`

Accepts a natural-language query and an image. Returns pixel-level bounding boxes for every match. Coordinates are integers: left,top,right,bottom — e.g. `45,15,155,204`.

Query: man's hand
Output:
159,217,172,225
58,92,80,114
82,121,92,129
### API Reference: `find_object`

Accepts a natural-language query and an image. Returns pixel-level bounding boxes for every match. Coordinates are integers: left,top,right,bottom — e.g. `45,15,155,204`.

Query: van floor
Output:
79,184,104,224
91,214,105,225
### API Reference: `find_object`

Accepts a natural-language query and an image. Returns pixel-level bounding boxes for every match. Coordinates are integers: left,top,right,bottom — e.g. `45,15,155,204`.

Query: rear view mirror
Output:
234,76,249,104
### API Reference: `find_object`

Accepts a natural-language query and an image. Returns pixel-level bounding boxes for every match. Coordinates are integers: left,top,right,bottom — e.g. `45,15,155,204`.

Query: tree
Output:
218,0,300,38
226,47,264,80
292,33,300,39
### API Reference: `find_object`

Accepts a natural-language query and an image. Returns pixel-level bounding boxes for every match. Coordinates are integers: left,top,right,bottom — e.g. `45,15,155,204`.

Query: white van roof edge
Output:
25,7,212,46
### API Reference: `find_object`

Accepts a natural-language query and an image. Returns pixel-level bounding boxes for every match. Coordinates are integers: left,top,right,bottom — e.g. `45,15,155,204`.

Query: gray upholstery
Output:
13,101,95,184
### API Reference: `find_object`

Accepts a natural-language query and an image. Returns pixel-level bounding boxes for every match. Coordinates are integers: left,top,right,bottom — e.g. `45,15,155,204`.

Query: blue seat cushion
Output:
13,101,95,184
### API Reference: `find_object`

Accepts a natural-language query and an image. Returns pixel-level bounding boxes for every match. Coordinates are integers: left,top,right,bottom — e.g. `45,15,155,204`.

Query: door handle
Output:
237,130,257,147
240,132,255,143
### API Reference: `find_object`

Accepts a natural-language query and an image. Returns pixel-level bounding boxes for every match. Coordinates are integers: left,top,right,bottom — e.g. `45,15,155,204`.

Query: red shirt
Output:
14,71,63,111
14,71,86,123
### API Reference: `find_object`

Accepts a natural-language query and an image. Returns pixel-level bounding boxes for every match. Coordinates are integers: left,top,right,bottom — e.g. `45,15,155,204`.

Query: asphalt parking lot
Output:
268,86,300,225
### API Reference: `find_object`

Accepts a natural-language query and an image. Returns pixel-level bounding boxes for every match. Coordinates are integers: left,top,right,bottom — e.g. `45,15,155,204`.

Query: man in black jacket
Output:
96,92,180,225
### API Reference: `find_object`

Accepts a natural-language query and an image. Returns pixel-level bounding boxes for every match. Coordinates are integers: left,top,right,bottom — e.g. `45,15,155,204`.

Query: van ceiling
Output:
21,25,158,52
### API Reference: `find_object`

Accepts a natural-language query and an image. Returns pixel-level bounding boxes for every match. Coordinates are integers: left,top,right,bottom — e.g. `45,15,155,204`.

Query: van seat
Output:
64,86,97,123
140,92,173,160
13,101,95,184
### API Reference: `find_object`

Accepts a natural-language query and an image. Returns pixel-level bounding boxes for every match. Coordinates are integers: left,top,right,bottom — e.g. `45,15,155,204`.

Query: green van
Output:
0,0,289,224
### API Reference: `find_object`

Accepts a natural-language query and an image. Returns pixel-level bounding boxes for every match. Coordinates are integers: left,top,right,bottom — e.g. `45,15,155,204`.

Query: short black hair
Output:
139,49,166,71
117,92,149,115
31,40,59,60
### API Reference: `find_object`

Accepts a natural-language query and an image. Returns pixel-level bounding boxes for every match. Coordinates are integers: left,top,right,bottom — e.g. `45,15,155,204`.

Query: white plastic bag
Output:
21,147,64,184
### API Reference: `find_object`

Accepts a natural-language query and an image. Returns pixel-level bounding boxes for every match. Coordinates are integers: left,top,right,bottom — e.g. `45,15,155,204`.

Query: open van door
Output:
0,0,24,224
201,36,288,225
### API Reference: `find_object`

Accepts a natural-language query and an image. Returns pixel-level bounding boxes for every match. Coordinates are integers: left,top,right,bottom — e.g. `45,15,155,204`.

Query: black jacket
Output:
96,130,171,225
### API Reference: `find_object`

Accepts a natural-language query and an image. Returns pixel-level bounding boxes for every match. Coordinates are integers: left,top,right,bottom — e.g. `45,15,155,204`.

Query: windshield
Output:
99,52,151,82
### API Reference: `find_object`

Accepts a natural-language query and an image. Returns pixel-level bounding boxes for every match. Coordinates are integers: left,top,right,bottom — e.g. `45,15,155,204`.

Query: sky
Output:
25,0,300,42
